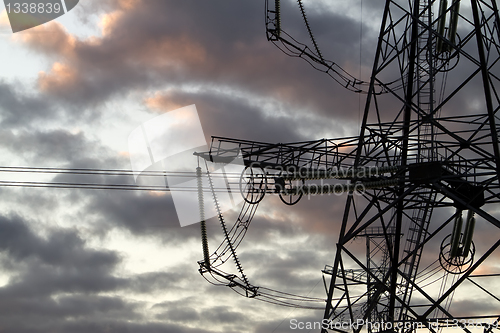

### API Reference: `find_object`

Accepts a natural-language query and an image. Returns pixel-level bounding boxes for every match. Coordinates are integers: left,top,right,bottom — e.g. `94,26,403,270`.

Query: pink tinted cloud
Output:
13,1,363,123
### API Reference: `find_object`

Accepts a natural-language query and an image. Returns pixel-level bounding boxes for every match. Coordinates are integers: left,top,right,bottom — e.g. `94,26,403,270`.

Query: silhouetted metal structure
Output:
197,0,500,331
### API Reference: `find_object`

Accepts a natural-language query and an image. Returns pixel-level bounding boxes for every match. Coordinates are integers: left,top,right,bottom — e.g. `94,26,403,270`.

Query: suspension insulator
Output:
275,0,281,37
448,0,461,47
196,167,210,271
207,168,250,286
436,0,448,53
297,0,323,60
462,210,475,257
450,210,463,258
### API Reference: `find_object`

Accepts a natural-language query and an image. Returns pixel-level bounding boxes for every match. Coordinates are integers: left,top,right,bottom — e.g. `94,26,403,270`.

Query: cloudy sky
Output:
0,0,499,332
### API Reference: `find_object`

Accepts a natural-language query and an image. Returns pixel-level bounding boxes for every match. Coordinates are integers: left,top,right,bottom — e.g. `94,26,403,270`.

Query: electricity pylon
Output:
197,0,500,331
315,0,500,330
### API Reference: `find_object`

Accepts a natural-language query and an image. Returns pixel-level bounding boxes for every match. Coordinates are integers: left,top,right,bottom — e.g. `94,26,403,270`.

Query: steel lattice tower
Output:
319,0,500,330
196,0,500,332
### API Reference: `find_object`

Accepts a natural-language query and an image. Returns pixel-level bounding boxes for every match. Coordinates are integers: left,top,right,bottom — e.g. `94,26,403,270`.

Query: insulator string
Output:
197,166,211,270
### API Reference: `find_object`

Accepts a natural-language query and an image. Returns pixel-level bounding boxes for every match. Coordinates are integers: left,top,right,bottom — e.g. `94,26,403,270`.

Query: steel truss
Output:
319,0,500,331
197,0,500,332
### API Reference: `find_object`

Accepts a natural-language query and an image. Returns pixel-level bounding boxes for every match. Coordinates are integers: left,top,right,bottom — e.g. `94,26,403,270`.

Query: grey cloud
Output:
0,80,57,126
128,271,186,294
253,312,325,333
151,298,252,330
0,215,149,332
0,129,92,164
450,297,500,317
238,247,327,296
0,214,221,332
86,190,186,237
0,214,125,297
0,294,138,322
22,0,369,124
0,316,217,333
145,89,313,143
199,306,246,324
0,214,116,268
159,307,200,322
240,194,346,245
0,127,130,180
58,321,216,333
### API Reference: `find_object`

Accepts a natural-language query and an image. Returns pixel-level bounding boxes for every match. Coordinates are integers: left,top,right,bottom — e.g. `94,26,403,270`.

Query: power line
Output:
0,166,244,192
0,180,237,192
0,166,242,178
